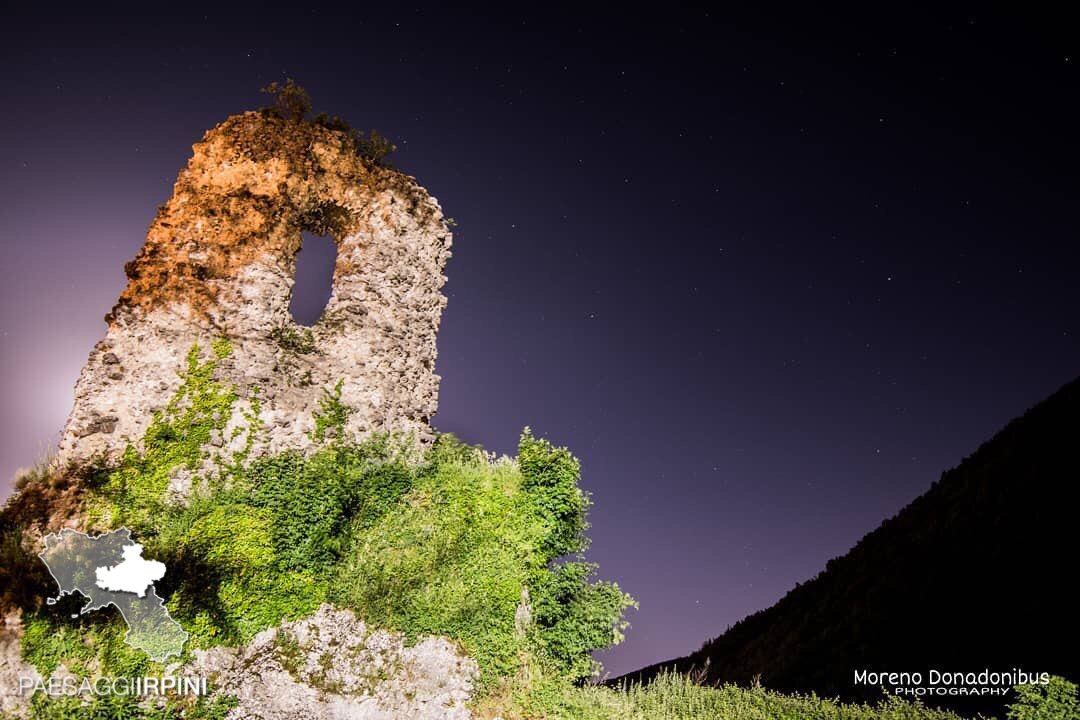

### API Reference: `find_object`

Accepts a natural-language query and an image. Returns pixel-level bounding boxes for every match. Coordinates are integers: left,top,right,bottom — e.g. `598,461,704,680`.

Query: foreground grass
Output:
499,672,978,720
537,673,1079,720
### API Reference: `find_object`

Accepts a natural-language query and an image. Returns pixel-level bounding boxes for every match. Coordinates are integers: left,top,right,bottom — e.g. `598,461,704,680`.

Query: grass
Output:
11,691,239,720
560,672,979,720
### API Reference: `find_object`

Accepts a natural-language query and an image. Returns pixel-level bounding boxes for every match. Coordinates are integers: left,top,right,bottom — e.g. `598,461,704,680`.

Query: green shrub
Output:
515,429,634,680
153,435,416,648
327,432,635,687
270,325,315,355
180,504,275,574
246,439,414,572
530,561,634,680
1007,675,1080,720
518,427,587,558
329,437,541,682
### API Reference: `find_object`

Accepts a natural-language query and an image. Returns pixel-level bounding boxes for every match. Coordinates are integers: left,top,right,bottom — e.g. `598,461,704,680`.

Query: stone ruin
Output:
1,113,474,720
56,112,452,468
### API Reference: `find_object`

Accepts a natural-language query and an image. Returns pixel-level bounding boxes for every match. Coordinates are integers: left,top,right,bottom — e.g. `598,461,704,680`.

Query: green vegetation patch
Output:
1006,675,1079,720
151,435,416,648
328,430,635,689
309,378,350,442
549,671,978,720
34,344,633,702
270,325,315,355
88,341,243,534
258,78,396,165
58,342,634,691
329,437,541,681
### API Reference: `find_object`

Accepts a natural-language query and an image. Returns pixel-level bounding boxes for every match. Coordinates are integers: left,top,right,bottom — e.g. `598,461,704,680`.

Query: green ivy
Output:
89,342,243,535
310,378,351,443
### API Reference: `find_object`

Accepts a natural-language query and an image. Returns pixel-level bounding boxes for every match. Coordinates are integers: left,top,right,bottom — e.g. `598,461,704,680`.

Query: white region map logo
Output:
38,527,188,662
94,541,166,597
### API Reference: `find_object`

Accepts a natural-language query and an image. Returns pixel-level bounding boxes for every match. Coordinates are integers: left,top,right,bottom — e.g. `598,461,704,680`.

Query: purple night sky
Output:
2,7,1078,677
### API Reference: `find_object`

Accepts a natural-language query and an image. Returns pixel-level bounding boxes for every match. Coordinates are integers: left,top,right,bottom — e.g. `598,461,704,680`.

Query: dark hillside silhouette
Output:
615,376,1080,716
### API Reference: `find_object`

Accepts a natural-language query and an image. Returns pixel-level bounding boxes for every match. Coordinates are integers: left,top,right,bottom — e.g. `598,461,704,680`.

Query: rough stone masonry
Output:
56,112,452,469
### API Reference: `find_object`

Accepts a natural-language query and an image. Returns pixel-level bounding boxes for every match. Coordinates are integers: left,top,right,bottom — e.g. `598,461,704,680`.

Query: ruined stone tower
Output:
56,112,452,467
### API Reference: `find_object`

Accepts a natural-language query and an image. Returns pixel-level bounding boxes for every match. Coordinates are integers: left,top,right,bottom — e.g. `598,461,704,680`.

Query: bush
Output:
309,378,350,442
1007,675,1080,720
259,78,312,122
519,427,587,558
530,561,634,681
258,79,396,164
326,432,635,687
517,429,635,680
153,434,418,647
329,436,543,682
247,440,414,572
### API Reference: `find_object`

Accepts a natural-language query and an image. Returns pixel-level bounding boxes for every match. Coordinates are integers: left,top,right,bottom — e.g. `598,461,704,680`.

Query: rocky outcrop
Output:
188,605,476,720
0,605,478,720
57,112,452,468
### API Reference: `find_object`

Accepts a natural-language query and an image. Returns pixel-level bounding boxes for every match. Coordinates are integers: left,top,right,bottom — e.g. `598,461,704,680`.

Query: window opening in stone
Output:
289,232,337,326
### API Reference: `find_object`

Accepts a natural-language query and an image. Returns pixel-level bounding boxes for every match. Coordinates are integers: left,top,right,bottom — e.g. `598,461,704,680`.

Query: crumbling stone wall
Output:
57,112,452,467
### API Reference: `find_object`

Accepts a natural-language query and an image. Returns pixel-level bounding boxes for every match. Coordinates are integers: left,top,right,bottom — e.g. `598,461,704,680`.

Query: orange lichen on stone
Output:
109,113,432,325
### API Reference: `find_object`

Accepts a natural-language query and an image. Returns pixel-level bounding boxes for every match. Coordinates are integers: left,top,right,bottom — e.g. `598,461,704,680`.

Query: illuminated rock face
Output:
57,113,452,468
